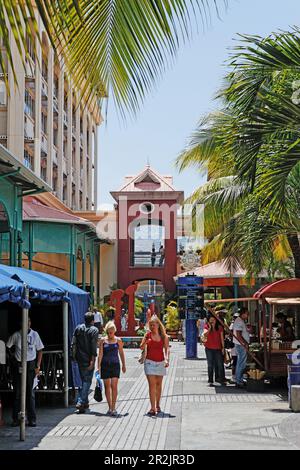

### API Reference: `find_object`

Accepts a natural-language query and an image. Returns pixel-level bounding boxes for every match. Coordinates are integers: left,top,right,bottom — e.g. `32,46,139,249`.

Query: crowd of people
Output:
72,310,169,418
6,300,296,426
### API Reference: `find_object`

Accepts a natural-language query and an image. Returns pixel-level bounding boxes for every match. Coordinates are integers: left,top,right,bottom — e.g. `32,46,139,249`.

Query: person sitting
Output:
275,312,295,342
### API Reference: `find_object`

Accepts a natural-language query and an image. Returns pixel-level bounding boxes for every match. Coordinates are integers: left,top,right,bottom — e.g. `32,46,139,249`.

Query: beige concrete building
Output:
0,14,102,211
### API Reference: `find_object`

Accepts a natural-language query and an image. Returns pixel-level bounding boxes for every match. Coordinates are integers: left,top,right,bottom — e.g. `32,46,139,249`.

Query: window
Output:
41,113,47,134
139,202,154,214
24,90,35,118
24,150,33,170
42,59,48,81
0,80,6,105
26,34,35,61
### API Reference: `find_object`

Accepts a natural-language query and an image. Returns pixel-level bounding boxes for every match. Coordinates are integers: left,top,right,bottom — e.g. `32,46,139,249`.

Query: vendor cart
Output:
204,281,300,379
254,279,300,379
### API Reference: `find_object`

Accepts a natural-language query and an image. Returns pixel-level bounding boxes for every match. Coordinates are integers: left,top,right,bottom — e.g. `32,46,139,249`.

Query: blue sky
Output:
98,0,300,208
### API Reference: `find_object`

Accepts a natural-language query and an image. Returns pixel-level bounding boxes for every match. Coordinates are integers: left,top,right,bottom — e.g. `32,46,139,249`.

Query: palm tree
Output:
0,0,228,115
176,48,300,277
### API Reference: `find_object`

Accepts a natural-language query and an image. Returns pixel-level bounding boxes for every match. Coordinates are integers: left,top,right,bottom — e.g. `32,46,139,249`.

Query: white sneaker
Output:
111,410,118,417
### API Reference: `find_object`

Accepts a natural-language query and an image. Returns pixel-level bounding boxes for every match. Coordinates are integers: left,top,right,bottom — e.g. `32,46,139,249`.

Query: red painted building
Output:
111,166,184,293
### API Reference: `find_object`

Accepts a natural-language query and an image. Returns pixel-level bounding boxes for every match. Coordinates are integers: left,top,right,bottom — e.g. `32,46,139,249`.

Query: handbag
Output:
138,344,147,364
94,383,103,402
224,336,234,349
223,349,231,365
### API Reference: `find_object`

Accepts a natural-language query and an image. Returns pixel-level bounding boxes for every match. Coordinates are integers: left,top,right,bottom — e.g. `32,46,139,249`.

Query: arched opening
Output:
130,218,165,267
135,279,165,321
0,201,10,265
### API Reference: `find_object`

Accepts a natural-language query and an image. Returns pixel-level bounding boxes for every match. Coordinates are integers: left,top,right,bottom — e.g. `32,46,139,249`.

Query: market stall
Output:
0,264,90,399
254,279,300,378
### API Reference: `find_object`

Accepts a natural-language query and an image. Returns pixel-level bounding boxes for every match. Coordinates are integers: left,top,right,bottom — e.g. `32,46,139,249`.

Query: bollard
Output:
291,385,300,413
0,398,4,426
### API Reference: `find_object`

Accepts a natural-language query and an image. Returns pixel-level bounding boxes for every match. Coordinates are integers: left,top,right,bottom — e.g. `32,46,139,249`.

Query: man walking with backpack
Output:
72,312,99,413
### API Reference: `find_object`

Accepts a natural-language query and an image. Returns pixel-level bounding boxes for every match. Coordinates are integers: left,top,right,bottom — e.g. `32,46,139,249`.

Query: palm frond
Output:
0,0,228,115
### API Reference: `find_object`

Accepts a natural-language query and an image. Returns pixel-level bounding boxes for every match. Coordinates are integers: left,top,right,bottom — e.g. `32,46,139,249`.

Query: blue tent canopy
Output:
0,264,90,387
0,273,27,307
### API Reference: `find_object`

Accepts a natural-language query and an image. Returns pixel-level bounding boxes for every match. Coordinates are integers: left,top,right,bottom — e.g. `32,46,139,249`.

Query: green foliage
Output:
177,29,300,278
134,298,144,318
0,1,227,117
165,301,180,331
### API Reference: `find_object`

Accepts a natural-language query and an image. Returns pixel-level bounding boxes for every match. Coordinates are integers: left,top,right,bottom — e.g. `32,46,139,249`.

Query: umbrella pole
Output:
20,286,29,442
63,299,69,408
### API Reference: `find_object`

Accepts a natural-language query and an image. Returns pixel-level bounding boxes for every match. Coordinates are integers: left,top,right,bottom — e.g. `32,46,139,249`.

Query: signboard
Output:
176,275,204,359
177,275,204,320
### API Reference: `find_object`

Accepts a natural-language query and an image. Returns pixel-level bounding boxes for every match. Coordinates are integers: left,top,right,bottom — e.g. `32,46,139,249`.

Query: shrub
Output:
165,301,180,331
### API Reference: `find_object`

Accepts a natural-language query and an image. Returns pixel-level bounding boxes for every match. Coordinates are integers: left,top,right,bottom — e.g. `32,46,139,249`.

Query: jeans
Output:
235,344,248,385
205,348,224,383
12,360,36,423
77,367,94,406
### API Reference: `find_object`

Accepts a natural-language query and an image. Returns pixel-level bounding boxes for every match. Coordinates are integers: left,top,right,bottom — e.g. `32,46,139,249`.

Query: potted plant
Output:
165,301,180,340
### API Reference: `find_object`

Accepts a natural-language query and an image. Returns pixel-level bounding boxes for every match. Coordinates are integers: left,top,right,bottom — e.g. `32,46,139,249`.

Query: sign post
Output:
177,275,204,359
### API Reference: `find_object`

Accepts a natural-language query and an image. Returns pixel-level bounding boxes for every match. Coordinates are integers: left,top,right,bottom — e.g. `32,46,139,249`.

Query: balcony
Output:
52,146,58,165
24,115,34,141
41,133,48,155
41,78,48,99
63,156,67,175
63,110,68,126
25,59,35,82
53,96,59,114
130,252,165,268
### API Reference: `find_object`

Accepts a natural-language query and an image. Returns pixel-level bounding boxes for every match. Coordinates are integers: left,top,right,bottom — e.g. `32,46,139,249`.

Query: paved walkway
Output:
0,343,299,450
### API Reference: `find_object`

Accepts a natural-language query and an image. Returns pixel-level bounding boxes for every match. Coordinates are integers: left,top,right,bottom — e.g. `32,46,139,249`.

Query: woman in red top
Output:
202,315,225,387
140,315,170,416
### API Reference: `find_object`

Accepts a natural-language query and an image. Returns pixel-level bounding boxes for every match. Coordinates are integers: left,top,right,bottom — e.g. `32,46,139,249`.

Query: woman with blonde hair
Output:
97,321,126,416
140,315,170,416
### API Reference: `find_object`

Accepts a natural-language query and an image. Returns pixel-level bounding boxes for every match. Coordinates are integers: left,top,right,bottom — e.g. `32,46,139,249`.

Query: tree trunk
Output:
287,234,300,278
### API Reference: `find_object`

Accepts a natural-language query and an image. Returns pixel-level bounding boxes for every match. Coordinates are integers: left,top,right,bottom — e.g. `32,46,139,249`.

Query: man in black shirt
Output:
72,312,99,413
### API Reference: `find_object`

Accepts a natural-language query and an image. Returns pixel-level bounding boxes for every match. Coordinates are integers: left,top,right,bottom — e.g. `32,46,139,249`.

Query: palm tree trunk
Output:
287,234,300,278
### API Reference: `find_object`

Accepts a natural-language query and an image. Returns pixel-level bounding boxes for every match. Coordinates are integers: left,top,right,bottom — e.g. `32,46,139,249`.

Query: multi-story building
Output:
0,14,102,211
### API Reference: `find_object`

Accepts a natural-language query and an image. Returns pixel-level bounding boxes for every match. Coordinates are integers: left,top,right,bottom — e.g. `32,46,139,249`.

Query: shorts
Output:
144,359,166,377
101,363,120,380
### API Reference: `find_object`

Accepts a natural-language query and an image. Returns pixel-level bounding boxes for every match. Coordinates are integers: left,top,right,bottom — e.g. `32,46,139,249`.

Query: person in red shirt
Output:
202,315,225,387
140,315,170,416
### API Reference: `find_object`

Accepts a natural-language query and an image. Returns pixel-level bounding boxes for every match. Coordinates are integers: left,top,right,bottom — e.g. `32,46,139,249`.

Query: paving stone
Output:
0,342,299,450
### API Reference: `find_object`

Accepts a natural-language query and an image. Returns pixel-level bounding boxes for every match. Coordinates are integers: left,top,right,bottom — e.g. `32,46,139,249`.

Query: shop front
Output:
254,279,300,378
0,144,51,267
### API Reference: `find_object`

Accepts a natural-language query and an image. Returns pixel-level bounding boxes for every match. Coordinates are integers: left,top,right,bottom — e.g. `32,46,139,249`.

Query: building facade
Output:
111,166,184,293
0,12,101,211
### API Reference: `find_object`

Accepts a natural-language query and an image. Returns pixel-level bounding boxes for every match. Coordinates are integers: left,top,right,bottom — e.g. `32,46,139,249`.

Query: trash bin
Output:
287,365,300,408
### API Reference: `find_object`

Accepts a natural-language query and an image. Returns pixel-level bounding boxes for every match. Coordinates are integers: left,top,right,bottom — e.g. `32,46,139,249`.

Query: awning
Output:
176,260,269,280
265,297,300,306
0,264,90,386
254,278,300,299
0,144,51,195
0,273,28,307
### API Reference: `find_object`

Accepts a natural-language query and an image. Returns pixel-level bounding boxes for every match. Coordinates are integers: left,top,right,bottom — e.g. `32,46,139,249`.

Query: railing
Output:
41,133,48,154
63,110,68,126
52,145,58,164
130,251,165,267
24,115,34,140
41,78,48,97
53,96,59,113
63,156,67,174
0,350,64,393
